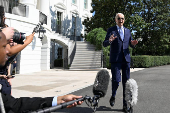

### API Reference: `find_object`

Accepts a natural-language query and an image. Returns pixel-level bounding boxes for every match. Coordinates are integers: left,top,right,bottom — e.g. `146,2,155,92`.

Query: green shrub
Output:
103,46,111,68
96,30,107,50
86,28,106,50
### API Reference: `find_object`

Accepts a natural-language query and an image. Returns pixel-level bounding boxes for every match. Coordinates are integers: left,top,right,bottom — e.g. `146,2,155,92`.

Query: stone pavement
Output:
11,68,144,98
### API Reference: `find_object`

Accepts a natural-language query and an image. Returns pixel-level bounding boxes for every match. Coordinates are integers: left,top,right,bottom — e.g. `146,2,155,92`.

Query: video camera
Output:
0,23,45,44
11,22,45,44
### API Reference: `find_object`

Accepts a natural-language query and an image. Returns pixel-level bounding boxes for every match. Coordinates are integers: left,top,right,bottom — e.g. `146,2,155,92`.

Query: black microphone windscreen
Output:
93,69,110,97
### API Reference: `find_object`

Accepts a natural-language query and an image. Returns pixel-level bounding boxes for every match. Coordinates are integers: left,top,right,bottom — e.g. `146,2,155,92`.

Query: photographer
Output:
0,5,35,95
0,19,83,113
0,6,34,57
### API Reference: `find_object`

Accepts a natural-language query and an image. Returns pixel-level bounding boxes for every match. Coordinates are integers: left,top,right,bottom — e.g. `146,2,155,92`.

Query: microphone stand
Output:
92,95,100,112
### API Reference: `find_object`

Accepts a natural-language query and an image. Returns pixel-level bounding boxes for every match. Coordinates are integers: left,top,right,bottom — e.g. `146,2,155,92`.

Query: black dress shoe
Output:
109,96,115,107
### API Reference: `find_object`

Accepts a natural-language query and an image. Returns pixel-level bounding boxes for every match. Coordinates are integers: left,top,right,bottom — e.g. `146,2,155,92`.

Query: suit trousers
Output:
111,59,130,105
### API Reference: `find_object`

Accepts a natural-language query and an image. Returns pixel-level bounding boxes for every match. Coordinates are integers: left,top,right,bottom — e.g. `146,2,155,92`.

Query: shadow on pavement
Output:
97,106,123,112
54,105,123,113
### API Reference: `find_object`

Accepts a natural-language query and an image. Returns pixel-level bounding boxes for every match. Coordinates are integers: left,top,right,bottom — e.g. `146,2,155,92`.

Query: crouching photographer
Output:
0,5,35,95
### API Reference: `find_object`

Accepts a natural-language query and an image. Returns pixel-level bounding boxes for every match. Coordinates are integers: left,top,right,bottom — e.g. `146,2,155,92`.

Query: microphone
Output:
125,78,138,113
91,69,110,111
93,69,110,98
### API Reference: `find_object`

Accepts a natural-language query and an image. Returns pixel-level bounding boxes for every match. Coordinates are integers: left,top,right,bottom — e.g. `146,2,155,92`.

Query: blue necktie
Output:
119,28,124,41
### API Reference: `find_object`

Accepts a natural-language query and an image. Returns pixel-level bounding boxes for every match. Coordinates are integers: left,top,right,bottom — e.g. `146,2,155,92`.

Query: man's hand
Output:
57,94,83,108
131,40,138,46
109,34,117,42
24,32,35,44
2,27,14,40
0,75,7,79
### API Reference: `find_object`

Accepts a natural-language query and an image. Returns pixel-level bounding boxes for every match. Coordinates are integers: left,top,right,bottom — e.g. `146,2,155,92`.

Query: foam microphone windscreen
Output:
93,69,110,97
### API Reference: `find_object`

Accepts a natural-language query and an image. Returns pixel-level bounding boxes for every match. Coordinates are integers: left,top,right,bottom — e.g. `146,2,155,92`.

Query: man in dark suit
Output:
103,13,138,111
0,28,83,113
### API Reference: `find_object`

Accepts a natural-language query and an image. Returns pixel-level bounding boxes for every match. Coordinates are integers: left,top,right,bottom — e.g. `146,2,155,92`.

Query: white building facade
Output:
1,0,92,74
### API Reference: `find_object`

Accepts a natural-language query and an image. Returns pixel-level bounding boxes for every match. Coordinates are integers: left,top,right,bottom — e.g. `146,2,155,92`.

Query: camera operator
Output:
0,17,83,113
0,5,35,95
0,6,34,57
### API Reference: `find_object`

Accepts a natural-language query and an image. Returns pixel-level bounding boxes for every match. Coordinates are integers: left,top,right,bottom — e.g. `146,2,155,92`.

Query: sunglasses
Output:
117,17,124,20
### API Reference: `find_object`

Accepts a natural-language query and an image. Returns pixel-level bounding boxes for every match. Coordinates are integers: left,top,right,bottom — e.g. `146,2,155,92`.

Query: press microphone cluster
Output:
30,69,110,113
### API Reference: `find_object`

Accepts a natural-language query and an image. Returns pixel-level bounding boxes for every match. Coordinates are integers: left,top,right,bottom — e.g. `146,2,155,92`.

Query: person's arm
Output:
2,94,83,112
129,33,138,48
6,33,35,56
7,64,11,75
103,28,116,47
2,94,53,112
0,75,7,79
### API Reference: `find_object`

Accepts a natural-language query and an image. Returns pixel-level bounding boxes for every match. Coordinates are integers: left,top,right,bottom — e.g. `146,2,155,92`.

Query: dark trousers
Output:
111,60,130,105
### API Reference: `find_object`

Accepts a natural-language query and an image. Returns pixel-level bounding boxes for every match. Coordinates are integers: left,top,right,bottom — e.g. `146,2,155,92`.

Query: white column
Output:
19,0,37,8
19,0,39,23
37,0,51,26
37,0,49,16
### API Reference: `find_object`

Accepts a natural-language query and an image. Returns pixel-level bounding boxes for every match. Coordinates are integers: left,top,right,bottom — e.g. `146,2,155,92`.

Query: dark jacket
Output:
2,94,53,113
103,26,134,63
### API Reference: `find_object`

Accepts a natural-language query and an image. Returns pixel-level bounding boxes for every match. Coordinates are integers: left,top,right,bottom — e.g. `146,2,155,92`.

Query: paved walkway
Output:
11,68,144,98
55,65,170,113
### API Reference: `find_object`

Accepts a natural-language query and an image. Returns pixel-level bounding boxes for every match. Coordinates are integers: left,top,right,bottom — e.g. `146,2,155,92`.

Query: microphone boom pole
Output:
30,96,92,113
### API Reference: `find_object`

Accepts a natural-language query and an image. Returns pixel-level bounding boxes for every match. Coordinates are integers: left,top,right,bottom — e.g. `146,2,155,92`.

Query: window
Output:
84,0,87,9
72,0,76,4
72,16,76,36
56,12,62,34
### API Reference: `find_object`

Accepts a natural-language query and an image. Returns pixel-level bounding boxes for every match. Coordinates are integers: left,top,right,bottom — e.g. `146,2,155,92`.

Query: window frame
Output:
72,0,76,4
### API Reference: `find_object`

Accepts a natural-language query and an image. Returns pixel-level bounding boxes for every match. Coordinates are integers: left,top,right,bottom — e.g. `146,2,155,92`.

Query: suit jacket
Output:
103,26,134,63
2,94,53,113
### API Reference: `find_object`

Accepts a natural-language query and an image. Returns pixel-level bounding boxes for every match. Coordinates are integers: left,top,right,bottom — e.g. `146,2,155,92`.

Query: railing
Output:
103,53,107,68
63,49,68,69
69,42,76,67
0,0,26,17
39,11,47,24
101,43,106,68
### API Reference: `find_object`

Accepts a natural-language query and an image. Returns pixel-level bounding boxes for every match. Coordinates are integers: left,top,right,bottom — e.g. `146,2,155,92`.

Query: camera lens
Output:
13,32,25,44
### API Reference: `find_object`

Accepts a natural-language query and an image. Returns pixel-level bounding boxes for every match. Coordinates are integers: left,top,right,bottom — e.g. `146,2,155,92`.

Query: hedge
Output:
131,55,170,68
